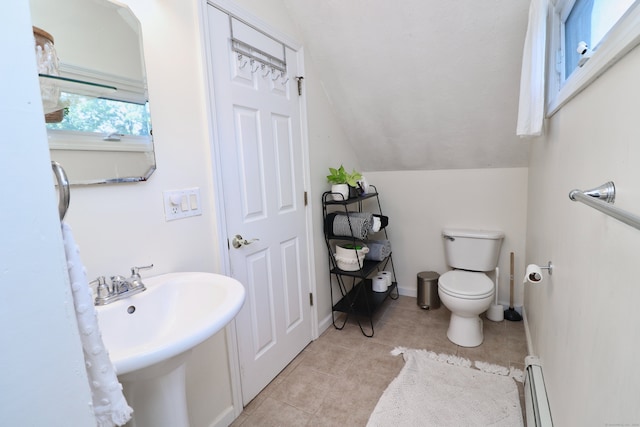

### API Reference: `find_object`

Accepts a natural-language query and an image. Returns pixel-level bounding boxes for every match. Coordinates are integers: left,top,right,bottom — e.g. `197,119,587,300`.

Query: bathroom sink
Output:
95,272,245,375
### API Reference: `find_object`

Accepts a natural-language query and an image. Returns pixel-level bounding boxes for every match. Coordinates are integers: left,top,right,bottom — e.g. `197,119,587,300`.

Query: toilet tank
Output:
442,228,504,271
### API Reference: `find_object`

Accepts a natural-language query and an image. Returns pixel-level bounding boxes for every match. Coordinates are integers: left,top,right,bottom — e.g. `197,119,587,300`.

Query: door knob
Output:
232,234,259,249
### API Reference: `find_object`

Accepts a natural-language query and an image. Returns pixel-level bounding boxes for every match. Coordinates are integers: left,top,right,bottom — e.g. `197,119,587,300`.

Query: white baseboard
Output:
210,405,236,427
397,286,415,297
522,306,534,356
318,313,333,336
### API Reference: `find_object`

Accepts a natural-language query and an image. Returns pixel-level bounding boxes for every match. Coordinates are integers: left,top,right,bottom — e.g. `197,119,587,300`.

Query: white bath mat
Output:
367,347,524,427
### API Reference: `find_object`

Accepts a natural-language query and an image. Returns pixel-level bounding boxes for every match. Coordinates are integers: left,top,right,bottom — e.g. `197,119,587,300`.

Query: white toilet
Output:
438,228,504,347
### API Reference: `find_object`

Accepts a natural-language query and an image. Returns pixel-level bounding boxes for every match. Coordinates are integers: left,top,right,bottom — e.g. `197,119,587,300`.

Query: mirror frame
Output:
30,0,156,185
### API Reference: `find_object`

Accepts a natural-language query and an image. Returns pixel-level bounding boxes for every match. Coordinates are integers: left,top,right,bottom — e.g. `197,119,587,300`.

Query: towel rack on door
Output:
569,181,640,231
51,161,70,221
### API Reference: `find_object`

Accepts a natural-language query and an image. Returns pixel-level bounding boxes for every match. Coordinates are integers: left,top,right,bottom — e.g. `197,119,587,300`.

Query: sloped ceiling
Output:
282,0,531,171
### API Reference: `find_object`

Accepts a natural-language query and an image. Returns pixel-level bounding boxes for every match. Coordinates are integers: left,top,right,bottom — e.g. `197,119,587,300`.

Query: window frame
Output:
546,0,640,116
46,63,152,152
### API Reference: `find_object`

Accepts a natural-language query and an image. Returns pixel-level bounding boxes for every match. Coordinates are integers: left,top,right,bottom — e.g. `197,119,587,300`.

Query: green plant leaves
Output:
327,165,362,187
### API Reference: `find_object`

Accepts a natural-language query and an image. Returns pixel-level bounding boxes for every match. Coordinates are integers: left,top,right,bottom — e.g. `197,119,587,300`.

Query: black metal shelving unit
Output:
322,185,398,337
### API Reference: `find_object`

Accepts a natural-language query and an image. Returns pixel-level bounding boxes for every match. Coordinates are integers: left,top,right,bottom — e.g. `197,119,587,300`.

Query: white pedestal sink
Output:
95,272,245,427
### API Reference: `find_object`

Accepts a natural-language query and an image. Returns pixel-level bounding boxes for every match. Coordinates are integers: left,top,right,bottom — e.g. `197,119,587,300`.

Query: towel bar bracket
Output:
569,181,640,232
569,181,615,204
51,161,70,221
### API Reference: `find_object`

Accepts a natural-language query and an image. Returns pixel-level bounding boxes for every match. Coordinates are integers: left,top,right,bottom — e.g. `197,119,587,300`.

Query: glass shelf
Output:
39,74,118,114
39,73,117,95
39,73,117,91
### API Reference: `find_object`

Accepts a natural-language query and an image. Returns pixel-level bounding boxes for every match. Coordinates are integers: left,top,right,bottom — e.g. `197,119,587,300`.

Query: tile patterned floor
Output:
230,296,528,426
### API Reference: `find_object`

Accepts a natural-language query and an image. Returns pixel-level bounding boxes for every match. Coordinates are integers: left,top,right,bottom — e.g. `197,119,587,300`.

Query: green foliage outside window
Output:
46,92,151,137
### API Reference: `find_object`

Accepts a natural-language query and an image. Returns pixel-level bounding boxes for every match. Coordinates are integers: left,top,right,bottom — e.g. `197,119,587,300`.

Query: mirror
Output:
30,0,155,185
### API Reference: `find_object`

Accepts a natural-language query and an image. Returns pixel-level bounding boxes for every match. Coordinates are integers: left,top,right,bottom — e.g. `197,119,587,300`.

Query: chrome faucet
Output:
92,264,154,306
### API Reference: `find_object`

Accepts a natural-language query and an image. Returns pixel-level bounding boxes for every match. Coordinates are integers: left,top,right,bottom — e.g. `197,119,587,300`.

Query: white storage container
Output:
334,244,369,271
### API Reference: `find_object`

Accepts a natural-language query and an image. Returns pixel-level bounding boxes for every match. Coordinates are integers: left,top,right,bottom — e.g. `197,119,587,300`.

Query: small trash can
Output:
417,271,440,310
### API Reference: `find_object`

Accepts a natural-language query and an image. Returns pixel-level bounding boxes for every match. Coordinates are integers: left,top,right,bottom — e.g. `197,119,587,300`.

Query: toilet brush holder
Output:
486,266,503,322
487,304,504,322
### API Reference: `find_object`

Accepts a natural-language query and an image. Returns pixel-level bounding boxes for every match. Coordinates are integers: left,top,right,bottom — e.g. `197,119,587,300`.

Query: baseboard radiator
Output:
524,356,553,426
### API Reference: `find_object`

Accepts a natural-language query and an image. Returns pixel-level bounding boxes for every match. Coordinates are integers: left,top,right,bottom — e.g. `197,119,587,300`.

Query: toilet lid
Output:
439,270,494,299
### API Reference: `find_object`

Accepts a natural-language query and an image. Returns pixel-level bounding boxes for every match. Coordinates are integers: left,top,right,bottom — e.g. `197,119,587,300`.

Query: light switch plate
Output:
163,188,202,221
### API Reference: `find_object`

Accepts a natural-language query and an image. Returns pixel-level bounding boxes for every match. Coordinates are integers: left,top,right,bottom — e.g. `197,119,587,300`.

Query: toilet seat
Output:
439,270,494,299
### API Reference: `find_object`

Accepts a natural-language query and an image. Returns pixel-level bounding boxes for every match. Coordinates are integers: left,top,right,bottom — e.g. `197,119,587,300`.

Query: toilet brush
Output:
504,251,522,321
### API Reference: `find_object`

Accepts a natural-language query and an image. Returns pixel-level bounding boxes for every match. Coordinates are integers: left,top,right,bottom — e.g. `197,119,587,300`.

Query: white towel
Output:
62,223,133,427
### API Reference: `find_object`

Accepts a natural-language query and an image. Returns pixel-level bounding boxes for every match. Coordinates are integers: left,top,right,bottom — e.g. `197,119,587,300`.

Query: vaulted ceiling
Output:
282,0,531,171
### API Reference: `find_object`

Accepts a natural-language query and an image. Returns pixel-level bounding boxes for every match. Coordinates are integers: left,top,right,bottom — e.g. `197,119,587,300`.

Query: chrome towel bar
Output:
569,181,640,231
51,161,70,221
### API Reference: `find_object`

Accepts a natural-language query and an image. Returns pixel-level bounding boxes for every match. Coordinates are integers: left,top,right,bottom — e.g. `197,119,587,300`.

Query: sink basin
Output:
95,272,245,427
97,271,245,375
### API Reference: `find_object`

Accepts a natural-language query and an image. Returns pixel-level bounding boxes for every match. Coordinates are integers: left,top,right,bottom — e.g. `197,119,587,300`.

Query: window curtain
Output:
516,0,549,137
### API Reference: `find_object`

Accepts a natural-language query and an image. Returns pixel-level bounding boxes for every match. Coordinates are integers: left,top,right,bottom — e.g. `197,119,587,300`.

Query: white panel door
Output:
207,6,312,405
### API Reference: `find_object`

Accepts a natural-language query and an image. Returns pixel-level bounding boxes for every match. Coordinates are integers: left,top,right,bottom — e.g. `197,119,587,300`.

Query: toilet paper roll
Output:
372,275,388,292
524,264,543,284
371,216,382,232
379,271,393,286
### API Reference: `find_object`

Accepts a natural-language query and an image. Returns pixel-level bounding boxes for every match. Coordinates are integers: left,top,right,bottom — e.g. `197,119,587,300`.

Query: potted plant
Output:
327,165,362,201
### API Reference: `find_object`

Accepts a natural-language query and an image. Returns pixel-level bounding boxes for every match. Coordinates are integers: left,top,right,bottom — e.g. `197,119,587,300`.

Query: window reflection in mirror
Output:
30,0,156,184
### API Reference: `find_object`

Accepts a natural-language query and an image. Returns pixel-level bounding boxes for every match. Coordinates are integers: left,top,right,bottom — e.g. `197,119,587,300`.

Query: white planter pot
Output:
335,244,369,271
331,184,349,201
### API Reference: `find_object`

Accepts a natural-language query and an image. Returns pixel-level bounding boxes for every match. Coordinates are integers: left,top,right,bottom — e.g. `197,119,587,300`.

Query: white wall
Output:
279,0,530,172
526,45,640,426
366,168,528,306
0,1,95,425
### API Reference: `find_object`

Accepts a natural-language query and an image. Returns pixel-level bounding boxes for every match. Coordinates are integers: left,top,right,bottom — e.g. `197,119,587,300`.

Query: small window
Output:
564,0,635,79
547,0,640,115
43,64,152,151
47,94,151,137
